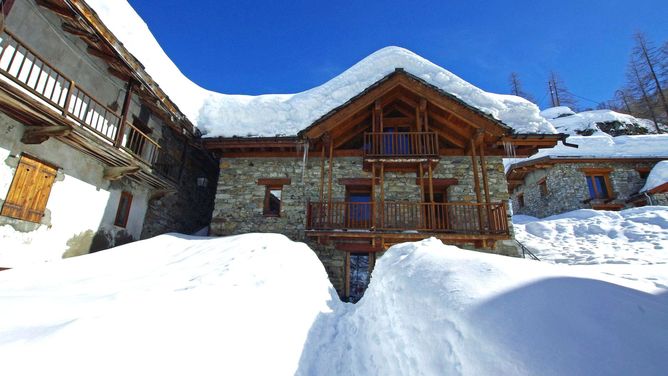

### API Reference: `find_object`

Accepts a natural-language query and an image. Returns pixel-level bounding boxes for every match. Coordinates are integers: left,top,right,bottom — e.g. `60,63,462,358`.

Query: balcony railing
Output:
306,201,509,235
364,132,439,159
0,30,170,173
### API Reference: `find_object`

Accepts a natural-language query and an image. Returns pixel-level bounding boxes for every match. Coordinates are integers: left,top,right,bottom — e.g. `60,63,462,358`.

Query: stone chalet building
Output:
203,70,566,301
506,139,668,219
0,0,217,265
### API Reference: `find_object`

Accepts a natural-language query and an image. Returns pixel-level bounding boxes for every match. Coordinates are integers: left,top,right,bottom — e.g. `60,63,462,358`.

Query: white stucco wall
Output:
0,114,149,267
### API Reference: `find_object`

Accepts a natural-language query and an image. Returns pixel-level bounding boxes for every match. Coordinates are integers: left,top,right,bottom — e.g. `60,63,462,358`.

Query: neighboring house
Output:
204,67,565,301
507,135,668,218
0,0,217,265
627,161,668,206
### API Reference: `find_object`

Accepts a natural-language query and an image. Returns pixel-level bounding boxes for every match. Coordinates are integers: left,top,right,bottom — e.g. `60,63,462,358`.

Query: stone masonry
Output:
211,155,518,295
511,160,659,218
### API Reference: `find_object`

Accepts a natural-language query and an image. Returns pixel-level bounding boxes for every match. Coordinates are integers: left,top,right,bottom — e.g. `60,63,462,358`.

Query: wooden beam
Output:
415,178,458,186
319,144,325,203
21,125,71,144
335,243,383,253
103,165,140,181
35,0,75,20
86,45,118,63
61,22,99,43
257,178,291,186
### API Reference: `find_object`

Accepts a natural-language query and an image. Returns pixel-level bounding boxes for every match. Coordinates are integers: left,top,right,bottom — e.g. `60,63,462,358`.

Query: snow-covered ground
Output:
1,231,667,375
85,1,554,137
514,207,668,292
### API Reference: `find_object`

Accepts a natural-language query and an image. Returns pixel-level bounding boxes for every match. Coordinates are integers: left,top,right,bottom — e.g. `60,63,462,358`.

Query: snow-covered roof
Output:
505,134,668,172
540,107,655,136
641,160,668,193
85,1,556,138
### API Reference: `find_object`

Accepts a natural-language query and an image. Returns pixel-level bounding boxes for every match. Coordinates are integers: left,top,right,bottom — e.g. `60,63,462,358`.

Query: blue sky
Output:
129,0,667,110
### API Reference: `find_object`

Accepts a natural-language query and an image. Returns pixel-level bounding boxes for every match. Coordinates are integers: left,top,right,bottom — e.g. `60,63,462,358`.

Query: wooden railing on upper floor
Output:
364,132,439,159
306,201,509,235
0,30,175,178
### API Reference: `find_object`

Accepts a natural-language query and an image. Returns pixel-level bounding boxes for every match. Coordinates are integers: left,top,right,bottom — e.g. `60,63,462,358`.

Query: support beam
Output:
103,165,140,181
21,125,71,144
319,144,325,203
327,136,334,224
115,80,135,147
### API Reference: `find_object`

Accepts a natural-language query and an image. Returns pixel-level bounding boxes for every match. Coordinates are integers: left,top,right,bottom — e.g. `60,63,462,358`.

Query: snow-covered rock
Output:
85,2,555,137
540,107,654,136
641,160,668,193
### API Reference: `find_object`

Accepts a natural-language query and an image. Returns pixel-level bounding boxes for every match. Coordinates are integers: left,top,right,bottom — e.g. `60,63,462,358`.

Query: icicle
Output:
503,140,516,158
301,139,309,184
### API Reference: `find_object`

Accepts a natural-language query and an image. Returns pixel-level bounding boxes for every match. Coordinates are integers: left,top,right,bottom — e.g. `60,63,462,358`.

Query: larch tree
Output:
632,33,668,123
547,72,578,110
626,56,661,132
508,72,536,103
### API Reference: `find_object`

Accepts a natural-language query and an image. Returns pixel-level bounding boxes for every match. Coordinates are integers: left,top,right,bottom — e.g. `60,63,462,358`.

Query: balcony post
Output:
61,80,74,117
380,162,385,229
371,162,376,229
115,80,135,147
327,136,334,226
470,138,484,231
428,162,435,229
479,142,492,233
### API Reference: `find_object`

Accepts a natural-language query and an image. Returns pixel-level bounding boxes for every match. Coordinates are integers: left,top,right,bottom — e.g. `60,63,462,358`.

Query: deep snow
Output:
1,232,667,375
514,207,668,292
641,160,668,192
85,1,555,137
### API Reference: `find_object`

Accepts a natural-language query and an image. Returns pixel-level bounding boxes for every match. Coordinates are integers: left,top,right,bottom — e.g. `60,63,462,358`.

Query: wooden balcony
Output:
0,30,174,180
363,132,439,160
306,201,509,235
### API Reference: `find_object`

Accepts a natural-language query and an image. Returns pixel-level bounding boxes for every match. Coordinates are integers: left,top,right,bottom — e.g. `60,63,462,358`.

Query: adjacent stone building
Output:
0,0,216,265
205,69,565,301
506,135,668,218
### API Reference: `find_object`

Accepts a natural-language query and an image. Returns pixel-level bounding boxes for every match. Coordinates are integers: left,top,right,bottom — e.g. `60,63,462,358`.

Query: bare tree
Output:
632,33,668,122
547,72,578,109
508,72,536,103
626,57,661,132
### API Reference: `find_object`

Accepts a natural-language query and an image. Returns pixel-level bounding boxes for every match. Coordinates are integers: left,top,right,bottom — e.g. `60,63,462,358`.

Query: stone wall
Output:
511,160,659,218
211,154,517,295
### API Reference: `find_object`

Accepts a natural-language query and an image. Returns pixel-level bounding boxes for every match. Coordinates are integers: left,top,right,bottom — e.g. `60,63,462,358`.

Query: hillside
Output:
540,106,656,136
1,231,667,375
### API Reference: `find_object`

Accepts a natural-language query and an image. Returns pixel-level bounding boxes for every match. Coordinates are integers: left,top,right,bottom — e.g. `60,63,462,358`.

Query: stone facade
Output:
210,155,517,296
511,160,660,218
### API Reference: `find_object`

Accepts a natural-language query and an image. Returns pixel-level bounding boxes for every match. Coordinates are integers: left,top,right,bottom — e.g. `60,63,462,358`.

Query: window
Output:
257,178,291,217
114,191,133,227
538,178,548,198
1,155,57,223
264,186,282,216
582,168,613,200
636,167,651,180
517,193,525,209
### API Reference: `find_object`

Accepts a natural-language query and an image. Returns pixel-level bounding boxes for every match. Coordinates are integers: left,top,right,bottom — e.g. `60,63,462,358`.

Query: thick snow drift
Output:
641,160,668,192
1,233,667,375
514,207,668,292
85,2,555,137
0,233,337,376
540,106,655,135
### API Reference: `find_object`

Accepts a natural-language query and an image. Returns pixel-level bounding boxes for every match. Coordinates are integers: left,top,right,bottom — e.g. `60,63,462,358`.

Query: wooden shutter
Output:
1,155,57,223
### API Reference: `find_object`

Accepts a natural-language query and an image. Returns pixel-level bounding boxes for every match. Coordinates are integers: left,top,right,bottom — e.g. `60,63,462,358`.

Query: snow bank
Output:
514,207,668,292
0,233,337,376
642,160,668,192
85,2,555,137
302,238,668,375
540,107,654,135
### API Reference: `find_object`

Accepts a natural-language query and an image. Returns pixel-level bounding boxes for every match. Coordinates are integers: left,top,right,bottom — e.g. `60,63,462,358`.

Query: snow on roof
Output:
85,1,556,138
540,107,654,135
505,134,668,171
539,106,576,120
641,160,668,193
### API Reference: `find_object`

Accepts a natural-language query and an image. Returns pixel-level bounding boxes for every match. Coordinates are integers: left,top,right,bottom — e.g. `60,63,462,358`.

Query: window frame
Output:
114,191,133,228
517,193,525,209
581,168,614,200
538,177,548,198
257,178,291,217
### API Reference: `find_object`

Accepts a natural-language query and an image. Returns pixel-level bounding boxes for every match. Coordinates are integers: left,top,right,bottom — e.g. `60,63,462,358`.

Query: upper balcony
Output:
363,131,439,163
0,29,179,184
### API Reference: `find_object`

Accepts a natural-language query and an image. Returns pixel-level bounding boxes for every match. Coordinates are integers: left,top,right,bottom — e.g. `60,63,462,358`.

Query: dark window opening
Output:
264,186,282,216
517,193,525,209
538,179,548,198
114,191,133,227
345,187,372,228
382,127,411,155
348,252,371,303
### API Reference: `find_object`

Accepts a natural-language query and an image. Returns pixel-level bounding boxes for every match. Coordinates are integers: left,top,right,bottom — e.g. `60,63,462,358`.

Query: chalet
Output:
0,0,217,265
204,67,566,301
507,135,668,218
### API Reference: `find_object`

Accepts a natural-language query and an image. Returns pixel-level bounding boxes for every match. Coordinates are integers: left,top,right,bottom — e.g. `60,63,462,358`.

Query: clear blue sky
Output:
129,0,667,110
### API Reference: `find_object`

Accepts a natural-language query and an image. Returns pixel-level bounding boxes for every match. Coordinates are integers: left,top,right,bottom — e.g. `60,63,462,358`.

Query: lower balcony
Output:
306,201,510,236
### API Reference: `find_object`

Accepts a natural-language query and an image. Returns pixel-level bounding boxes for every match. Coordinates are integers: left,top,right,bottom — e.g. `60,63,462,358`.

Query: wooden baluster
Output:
62,80,74,117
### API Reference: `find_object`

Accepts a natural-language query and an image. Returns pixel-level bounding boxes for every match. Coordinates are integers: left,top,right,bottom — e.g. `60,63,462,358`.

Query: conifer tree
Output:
632,33,668,123
508,72,536,103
